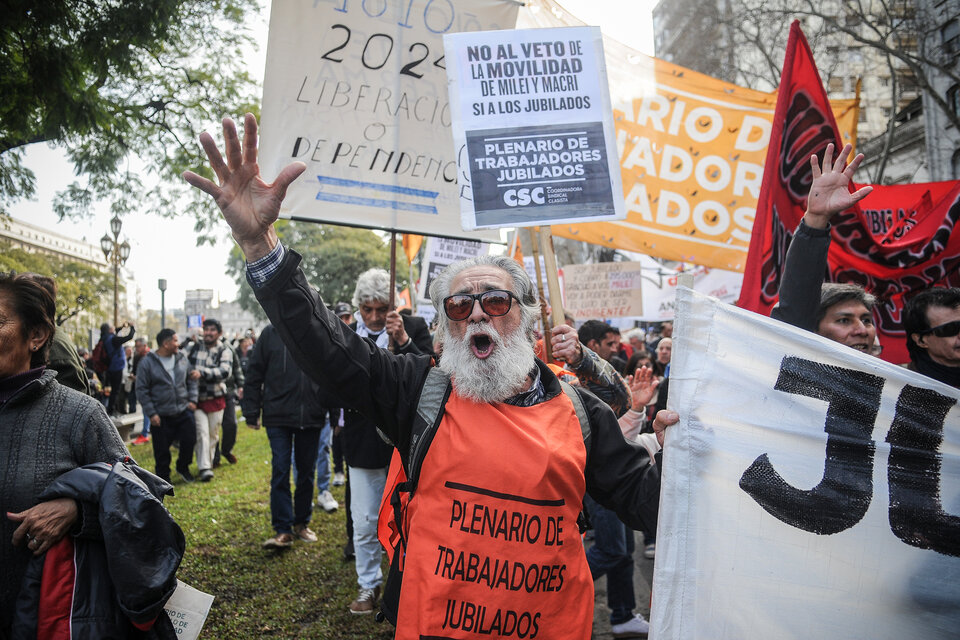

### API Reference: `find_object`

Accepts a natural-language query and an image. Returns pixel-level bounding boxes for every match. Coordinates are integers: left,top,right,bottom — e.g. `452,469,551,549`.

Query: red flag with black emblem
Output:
738,20,960,365
738,21,843,318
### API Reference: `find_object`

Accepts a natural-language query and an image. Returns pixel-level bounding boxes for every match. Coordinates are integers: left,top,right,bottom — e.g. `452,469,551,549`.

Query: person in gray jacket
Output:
136,329,198,484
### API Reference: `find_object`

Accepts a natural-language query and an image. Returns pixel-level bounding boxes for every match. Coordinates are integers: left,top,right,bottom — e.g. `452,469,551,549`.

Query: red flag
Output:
739,21,844,317
738,21,960,364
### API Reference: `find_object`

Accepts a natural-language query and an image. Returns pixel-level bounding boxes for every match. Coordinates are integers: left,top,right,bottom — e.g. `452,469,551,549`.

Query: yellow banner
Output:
552,57,858,271
519,0,858,271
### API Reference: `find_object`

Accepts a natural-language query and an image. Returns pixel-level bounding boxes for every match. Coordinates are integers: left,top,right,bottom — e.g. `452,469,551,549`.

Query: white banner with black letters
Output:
443,26,624,229
653,287,960,640
260,0,516,240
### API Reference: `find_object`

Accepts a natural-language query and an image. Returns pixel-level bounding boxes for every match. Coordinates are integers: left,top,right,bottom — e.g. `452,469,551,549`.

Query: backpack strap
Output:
559,379,591,466
406,366,452,492
559,379,593,534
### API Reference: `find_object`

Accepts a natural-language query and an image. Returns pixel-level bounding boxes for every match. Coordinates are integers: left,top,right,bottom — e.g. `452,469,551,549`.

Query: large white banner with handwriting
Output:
260,0,516,240
653,287,960,639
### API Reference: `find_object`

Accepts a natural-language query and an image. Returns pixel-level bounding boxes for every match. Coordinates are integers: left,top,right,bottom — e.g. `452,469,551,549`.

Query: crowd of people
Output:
1,115,958,638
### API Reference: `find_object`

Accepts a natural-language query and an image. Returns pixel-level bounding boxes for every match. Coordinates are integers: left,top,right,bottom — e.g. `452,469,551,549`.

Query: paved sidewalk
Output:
590,531,655,639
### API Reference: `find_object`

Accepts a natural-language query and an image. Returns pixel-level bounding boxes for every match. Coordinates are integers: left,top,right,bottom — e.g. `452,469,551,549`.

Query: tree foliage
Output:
691,0,960,180
0,0,261,241
227,222,398,320
0,241,115,331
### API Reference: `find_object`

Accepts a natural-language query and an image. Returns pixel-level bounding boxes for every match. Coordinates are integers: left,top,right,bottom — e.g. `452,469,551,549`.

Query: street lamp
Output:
100,214,131,328
158,279,167,329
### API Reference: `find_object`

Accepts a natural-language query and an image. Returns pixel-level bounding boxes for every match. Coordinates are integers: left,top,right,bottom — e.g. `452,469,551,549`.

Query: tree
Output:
0,241,115,344
665,0,960,181
227,221,395,319
0,0,261,241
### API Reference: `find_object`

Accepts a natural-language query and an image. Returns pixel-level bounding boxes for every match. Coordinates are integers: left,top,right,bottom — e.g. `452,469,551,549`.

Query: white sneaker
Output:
317,489,339,513
332,472,345,486
643,542,656,559
611,613,650,638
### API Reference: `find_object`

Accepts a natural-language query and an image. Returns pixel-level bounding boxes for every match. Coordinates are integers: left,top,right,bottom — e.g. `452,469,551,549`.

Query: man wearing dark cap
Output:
334,302,353,324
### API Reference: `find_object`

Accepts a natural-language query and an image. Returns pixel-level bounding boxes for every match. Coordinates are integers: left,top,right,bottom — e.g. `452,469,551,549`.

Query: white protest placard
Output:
640,265,743,321
163,580,215,640
260,0,517,241
522,255,551,303
653,287,960,640
443,26,624,229
561,261,643,320
417,236,490,300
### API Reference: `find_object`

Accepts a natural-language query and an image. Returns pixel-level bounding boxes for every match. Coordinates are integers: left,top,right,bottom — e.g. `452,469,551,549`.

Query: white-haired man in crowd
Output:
338,267,433,614
184,114,665,638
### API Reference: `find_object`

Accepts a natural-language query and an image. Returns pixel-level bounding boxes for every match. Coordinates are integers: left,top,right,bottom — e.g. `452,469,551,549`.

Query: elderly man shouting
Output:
185,114,661,639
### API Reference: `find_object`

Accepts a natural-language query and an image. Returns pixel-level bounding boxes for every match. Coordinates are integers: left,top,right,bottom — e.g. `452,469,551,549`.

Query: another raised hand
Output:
183,113,306,261
626,366,659,412
803,142,873,230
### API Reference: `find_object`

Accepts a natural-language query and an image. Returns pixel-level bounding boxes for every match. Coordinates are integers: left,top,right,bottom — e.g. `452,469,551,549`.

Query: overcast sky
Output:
9,0,654,312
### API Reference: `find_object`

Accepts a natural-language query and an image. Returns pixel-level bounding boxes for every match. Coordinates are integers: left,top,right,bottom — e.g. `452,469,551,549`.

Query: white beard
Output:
440,322,535,403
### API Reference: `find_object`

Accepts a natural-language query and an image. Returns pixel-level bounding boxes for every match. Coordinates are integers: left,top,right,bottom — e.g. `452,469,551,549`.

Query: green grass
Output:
129,424,395,640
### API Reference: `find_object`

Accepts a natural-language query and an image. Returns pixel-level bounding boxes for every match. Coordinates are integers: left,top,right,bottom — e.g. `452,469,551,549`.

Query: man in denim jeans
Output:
242,324,328,549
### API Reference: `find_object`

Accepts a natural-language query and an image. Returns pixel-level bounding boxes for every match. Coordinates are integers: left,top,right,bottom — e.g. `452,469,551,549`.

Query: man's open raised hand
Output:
183,113,306,261
803,142,873,230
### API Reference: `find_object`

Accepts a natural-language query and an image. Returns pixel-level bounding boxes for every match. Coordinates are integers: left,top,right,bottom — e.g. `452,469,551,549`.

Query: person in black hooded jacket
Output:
241,324,330,549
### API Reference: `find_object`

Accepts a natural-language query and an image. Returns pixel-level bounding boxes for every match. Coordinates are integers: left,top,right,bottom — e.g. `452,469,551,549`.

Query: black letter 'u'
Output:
739,357,884,534
886,385,960,557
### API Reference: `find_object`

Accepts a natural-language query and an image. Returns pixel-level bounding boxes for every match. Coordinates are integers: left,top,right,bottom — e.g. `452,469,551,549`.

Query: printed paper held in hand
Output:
163,580,214,640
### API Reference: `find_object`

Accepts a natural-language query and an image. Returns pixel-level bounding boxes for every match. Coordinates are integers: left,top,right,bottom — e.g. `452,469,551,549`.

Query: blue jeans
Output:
349,466,387,589
266,426,320,534
315,419,333,492
584,493,636,625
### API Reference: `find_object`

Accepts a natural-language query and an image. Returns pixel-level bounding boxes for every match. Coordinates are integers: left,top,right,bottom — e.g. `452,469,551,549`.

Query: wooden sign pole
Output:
388,231,397,309
538,226,565,328
527,228,552,362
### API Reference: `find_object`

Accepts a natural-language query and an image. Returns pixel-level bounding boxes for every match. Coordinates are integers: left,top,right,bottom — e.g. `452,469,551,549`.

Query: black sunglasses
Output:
442,290,517,321
920,319,960,338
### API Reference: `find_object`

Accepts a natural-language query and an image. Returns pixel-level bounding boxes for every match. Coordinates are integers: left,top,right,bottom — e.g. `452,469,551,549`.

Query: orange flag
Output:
401,235,423,265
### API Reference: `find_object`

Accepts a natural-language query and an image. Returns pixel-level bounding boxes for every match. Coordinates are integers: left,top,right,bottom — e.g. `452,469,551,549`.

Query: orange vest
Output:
394,388,593,640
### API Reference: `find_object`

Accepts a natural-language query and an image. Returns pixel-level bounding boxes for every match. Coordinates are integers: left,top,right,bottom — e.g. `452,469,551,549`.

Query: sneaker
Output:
177,470,195,483
611,613,650,638
317,489,339,513
262,532,295,549
198,469,214,482
332,472,345,487
349,586,380,615
224,452,238,464
643,543,656,559
294,524,317,543
132,435,150,445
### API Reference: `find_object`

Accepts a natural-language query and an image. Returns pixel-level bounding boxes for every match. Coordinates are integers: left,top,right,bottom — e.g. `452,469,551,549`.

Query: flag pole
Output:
528,228,552,362
538,226,565,327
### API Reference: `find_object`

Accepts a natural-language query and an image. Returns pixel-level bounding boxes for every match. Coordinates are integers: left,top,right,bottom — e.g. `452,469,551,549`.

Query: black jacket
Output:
771,220,832,332
12,461,183,640
253,250,660,533
342,314,434,469
241,324,330,428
